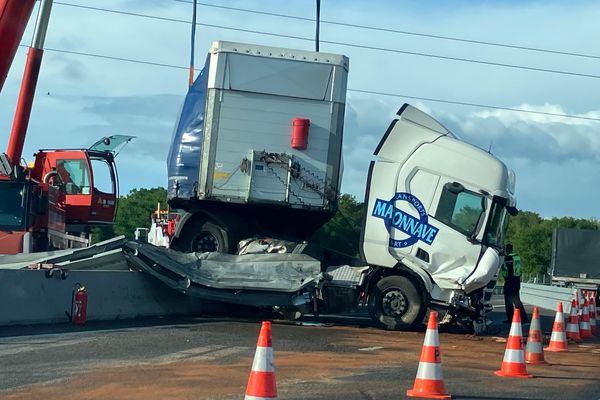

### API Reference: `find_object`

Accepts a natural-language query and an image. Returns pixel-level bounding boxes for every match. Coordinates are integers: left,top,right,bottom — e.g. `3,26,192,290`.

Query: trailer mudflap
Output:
123,241,323,307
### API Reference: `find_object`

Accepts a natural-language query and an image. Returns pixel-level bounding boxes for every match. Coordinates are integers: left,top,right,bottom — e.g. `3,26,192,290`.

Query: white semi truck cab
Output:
361,104,517,330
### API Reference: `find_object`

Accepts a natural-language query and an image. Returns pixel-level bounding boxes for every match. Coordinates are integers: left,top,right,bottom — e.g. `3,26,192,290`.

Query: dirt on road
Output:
3,323,599,400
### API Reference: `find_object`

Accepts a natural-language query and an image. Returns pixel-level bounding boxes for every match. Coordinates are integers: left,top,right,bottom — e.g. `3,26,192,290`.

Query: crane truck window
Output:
435,187,483,236
0,181,27,229
56,159,91,195
90,158,114,194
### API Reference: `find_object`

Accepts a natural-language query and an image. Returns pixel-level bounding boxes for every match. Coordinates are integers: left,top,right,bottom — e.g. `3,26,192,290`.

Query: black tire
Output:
171,220,231,253
367,275,426,330
189,221,229,253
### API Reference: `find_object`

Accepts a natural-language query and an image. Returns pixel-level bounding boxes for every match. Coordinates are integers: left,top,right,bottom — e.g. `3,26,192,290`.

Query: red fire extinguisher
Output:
69,283,88,326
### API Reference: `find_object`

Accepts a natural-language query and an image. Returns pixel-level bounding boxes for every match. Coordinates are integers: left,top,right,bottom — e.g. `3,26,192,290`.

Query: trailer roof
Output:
210,40,349,70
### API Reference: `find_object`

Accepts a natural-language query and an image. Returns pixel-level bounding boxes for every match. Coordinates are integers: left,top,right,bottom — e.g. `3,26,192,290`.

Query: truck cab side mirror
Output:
507,206,518,216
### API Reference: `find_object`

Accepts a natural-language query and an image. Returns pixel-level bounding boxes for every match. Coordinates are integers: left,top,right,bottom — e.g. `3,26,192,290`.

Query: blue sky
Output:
1,0,599,219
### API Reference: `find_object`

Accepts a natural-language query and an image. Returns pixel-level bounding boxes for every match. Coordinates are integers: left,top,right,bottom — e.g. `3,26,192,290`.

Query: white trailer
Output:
167,41,349,252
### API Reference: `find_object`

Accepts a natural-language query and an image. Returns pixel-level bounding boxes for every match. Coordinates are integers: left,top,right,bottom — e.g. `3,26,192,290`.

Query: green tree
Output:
310,194,364,257
505,211,599,278
506,211,550,276
91,187,167,243
114,187,168,239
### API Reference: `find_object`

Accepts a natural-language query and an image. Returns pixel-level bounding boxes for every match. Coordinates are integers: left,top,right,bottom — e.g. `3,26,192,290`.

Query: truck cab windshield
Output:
0,181,28,230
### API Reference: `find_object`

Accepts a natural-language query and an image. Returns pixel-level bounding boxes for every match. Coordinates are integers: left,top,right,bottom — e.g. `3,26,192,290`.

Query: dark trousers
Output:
504,278,528,323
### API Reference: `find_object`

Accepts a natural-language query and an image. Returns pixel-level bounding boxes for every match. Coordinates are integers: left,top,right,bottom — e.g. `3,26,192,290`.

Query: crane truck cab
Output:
0,135,133,254
361,104,517,330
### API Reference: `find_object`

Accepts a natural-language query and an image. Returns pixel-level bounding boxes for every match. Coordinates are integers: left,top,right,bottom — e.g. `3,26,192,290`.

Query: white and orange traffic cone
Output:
566,299,582,342
245,321,277,400
406,311,451,399
525,307,546,364
588,294,597,336
579,299,593,339
495,308,533,378
545,302,568,352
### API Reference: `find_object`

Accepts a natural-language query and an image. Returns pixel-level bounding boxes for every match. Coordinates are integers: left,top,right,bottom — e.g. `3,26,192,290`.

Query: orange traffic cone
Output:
579,299,593,339
495,308,533,378
406,311,451,399
545,302,568,352
566,299,582,342
588,294,597,336
525,307,546,364
245,321,277,400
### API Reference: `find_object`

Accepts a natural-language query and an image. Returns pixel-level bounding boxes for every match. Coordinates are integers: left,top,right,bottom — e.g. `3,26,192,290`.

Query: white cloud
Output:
431,105,600,217
473,104,600,127
437,104,600,164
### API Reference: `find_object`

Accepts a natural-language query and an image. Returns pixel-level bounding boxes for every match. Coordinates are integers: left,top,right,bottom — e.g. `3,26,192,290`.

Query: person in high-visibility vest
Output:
499,243,529,323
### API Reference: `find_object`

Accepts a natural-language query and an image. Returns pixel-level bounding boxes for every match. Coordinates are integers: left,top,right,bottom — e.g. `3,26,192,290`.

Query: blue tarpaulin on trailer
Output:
166,55,210,200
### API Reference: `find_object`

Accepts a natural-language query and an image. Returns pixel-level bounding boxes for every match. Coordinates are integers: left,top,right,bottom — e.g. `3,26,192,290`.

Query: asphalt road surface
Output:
1,300,598,400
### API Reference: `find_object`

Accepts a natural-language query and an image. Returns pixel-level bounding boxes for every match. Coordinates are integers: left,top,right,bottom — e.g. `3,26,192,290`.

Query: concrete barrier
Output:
0,269,225,326
521,283,577,313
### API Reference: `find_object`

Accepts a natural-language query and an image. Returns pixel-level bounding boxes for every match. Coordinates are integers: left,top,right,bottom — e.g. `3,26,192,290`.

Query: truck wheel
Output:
367,275,426,330
189,221,229,253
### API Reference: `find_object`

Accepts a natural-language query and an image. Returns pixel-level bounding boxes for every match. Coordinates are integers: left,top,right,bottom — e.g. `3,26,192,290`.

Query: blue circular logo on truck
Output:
371,192,439,248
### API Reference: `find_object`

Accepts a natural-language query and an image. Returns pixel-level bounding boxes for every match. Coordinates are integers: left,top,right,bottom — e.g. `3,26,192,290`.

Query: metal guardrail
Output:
520,283,577,313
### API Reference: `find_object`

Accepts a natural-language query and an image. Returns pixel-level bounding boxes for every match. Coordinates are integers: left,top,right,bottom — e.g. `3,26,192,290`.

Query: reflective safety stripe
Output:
566,323,579,333
415,361,444,380
502,349,525,363
251,347,274,372
505,253,522,275
245,394,278,400
550,330,566,342
570,308,578,318
580,321,591,329
423,329,440,347
509,323,523,338
526,341,543,353
511,254,522,276
553,313,564,323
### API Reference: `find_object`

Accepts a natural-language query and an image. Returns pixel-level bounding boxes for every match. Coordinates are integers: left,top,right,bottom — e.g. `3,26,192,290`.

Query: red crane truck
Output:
0,0,130,254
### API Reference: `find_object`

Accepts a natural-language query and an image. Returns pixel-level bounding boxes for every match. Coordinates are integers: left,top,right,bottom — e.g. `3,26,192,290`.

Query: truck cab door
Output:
87,135,134,223
422,179,487,290
88,152,117,223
